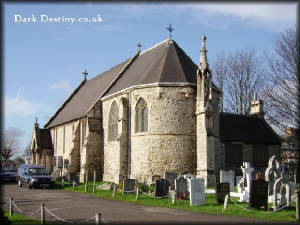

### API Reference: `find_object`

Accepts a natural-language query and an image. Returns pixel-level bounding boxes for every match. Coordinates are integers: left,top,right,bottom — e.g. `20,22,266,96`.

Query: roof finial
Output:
82,70,88,80
137,42,142,51
166,24,174,39
35,116,38,124
199,35,209,74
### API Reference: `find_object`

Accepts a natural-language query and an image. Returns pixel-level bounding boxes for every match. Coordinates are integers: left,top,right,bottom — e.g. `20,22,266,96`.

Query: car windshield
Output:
28,168,48,175
1,167,17,172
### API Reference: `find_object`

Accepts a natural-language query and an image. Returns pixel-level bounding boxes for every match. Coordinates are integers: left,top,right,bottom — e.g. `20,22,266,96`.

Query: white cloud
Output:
49,80,72,92
171,3,297,31
5,89,38,117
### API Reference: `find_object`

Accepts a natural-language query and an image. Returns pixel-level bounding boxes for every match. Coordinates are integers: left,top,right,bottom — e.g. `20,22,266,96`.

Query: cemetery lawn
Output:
3,210,42,224
56,181,297,222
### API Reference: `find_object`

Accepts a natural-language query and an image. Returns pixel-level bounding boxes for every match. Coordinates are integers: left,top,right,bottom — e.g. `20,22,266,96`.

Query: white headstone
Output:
220,170,235,192
239,162,254,202
236,176,243,187
189,178,205,206
184,174,195,191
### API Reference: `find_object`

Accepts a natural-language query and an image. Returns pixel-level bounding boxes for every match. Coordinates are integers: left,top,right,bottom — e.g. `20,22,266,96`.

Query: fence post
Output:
112,184,116,197
9,197,13,216
93,170,96,195
85,171,88,192
95,213,101,225
136,187,139,200
172,192,176,204
62,177,64,189
296,190,299,221
41,203,45,225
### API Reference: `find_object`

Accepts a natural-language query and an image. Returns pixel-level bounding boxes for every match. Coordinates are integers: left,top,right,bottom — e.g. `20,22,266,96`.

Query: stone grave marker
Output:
122,179,136,194
236,176,243,187
220,170,235,192
216,182,230,204
164,172,177,186
184,174,195,179
154,179,169,198
273,171,291,209
265,155,281,196
189,178,205,206
251,171,257,180
239,162,254,202
249,179,268,210
175,177,187,199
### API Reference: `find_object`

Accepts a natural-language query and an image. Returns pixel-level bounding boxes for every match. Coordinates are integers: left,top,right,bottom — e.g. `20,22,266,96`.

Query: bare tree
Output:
1,127,24,165
23,142,32,163
261,28,299,132
212,48,264,114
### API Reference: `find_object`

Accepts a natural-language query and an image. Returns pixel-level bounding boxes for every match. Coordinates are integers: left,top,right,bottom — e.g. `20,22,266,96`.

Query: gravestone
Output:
154,179,169,198
164,172,177,186
239,162,254,202
236,176,243,186
216,182,230,204
184,174,195,191
249,179,268,209
273,171,291,209
123,179,136,194
265,155,281,196
220,170,235,192
152,175,161,183
184,174,195,179
175,177,188,199
189,178,205,206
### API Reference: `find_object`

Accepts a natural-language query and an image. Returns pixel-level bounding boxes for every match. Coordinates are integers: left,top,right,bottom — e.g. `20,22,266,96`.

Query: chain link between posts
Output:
229,197,290,213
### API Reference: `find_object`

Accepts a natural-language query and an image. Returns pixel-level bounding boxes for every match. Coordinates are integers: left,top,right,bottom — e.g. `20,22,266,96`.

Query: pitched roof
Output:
45,59,130,128
45,39,198,128
104,39,197,96
219,113,281,145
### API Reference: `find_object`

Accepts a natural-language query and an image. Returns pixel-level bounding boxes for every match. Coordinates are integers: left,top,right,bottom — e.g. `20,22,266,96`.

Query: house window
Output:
225,143,243,167
135,98,148,132
108,101,119,141
252,144,268,167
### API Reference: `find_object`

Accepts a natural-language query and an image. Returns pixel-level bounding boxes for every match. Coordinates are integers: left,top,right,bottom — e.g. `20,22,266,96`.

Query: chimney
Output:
250,99,265,119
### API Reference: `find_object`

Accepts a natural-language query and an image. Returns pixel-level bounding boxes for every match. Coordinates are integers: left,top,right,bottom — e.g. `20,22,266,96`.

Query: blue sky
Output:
3,2,298,155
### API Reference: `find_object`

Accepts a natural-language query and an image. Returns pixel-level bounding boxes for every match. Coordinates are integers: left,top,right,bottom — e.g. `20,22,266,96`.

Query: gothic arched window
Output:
135,98,148,133
108,101,119,141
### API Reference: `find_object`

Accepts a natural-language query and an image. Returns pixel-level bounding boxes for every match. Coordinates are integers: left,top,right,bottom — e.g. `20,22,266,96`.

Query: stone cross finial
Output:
137,42,142,50
82,70,88,80
166,24,174,39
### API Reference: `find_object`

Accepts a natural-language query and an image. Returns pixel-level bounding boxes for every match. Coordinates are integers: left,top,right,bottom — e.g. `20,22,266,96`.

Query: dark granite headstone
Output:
155,179,169,198
175,177,187,198
216,182,230,204
164,172,177,185
249,179,268,209
123,179,136,193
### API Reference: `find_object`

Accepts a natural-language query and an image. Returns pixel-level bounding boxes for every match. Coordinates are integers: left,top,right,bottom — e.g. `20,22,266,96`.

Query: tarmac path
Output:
1,183,296,224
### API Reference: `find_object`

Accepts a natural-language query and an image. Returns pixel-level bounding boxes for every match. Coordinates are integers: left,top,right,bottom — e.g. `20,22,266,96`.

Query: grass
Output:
55,180,297,222
3,210,41,224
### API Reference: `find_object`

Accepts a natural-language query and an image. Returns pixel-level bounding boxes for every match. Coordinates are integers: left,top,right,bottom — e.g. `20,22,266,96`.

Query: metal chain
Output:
44,206,73,223
12,200,24,214
229,197,289,213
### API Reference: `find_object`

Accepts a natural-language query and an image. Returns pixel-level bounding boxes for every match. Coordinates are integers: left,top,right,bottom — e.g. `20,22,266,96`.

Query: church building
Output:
31,34,281,187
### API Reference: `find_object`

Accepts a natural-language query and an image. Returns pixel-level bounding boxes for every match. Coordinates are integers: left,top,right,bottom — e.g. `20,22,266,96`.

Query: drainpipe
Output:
127,90,132,178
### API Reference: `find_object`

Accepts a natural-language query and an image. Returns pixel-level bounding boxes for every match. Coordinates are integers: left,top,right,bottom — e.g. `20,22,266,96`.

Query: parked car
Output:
0,166,17,183
17,164,56,189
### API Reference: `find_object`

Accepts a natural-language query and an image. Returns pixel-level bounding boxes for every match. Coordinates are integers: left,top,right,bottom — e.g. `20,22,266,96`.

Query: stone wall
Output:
102,85,197,184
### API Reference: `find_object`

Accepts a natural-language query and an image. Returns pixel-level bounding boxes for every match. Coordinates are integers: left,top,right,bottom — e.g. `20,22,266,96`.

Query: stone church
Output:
31,36,281,187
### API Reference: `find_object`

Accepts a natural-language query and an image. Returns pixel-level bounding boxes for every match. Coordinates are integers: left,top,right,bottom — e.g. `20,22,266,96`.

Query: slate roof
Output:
219,113,281,145
45,39,198,128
